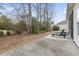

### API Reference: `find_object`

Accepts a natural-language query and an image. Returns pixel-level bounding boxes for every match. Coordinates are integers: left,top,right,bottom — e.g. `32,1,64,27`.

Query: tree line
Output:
0,3,55,35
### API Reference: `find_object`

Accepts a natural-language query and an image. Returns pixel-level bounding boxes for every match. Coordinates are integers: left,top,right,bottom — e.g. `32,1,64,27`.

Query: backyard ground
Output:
0,32,51,54
0,32,79,56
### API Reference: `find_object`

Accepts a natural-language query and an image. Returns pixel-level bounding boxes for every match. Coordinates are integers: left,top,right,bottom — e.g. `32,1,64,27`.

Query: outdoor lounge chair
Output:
52,29,68,38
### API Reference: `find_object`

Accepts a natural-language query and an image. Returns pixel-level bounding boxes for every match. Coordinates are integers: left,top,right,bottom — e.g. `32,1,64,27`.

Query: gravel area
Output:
0,35,79,56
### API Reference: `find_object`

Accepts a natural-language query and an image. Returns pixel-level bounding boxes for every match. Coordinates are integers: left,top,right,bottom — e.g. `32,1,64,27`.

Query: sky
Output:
0,3,67,24
54,3,67,24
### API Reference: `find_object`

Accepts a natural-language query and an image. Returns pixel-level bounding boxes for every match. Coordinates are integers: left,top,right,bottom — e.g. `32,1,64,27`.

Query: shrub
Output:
7,31,10,35
0,31,4,37
39,30,46,33
15,20,27,34
32,29,39,34
16,30,22,34
52,25,59,31
0,15,14,30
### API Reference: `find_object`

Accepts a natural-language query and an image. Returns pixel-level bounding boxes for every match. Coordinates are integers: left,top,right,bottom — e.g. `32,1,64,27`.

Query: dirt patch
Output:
0,32,51,54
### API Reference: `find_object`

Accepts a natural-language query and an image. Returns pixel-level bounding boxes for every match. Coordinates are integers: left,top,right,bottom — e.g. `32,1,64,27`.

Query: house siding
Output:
67,3,79,47
57,20,68,32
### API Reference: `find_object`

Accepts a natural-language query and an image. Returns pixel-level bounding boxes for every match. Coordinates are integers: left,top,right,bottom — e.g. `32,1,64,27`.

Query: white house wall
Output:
66,3,74,33
66,3,79,47
73,4,79,47
58,24,68,32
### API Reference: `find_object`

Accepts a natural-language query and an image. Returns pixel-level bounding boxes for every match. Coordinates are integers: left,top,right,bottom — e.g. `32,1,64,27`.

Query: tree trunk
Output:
28,3,32,34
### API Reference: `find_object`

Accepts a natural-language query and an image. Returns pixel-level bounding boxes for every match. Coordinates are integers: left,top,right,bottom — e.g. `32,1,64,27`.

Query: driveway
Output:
1,35,79,56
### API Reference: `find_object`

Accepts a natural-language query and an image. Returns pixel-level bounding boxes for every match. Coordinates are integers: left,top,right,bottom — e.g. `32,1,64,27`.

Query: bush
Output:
0,31,4,37
17,31,22,34
39,30,46,33
0,15,14,30
32,29,39,34
7,31,10,35
15,20,27,34
52,25,59,31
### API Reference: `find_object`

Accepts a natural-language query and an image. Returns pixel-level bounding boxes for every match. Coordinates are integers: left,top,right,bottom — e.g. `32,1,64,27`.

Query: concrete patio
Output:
0,35,79,56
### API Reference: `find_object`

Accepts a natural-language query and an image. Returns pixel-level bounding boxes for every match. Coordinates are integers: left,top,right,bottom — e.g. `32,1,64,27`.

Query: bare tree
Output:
13,4,21,21
42,3,55,30
2,3,55,34
33,4,40,31
33,3,43,31
20,4,29,33
27,3,32,34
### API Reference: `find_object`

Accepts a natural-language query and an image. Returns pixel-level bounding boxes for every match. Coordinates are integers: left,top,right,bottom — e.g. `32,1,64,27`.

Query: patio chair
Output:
52,29,68,38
